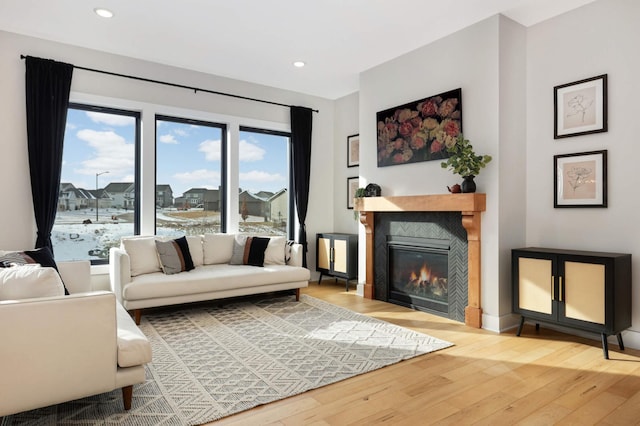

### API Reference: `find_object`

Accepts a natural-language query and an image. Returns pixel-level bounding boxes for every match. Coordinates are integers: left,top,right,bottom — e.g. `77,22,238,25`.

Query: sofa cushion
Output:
264,236,286,265
246,237,270,266
186,235,204,267
0,247,68,294
0,265,65,300
228,235,247,265
155,237,195,275
203,233,235,265
0,247,57,269
229,236,269,267
122,237,162,277
115,302,152,368
285,240,295,264
123,263,310,301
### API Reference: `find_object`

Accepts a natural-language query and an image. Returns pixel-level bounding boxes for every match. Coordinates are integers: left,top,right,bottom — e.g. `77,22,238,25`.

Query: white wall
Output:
359,16,527,329
356,0,639,342
497,17,528,324
0,30,335,282
526,0,640,347
333,92,360,234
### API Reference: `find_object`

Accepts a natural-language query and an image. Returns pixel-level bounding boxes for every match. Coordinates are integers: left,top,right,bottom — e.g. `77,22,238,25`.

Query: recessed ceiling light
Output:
293,61,306,68
94,8,114,18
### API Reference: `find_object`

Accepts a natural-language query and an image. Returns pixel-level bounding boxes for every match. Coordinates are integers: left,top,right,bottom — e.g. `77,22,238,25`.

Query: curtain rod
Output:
20,55,319,113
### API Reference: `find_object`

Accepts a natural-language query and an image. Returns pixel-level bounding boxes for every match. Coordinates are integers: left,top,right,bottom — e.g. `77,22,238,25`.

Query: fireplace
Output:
375,213,467,321
387,236,449,314
355,193,485,328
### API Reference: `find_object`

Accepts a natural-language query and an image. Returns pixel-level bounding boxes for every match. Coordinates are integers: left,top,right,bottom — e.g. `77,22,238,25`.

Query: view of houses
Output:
58,182,288,224
53,182,288,262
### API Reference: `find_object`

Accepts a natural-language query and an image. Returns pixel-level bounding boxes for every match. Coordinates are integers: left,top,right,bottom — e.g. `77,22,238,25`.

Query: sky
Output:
62,109,289,199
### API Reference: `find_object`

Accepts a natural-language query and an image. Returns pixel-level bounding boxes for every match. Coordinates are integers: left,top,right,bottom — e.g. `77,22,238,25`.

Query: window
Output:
54,104,140,263
237,127,290,236
155,115,227,238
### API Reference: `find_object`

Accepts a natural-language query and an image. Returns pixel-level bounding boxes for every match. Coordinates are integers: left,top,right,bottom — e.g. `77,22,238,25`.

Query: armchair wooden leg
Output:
295,288,300,301
134,309,141,325
122,385,133,410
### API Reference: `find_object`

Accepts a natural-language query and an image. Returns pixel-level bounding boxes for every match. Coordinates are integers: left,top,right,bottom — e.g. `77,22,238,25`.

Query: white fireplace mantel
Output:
355,193,486,328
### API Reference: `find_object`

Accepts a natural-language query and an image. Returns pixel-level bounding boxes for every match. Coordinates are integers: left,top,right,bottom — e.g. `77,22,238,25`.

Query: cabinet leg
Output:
516,316,525,336
601,333,610,359
535,323,540,331
617,333,625,351
345,279,349,292
318,273,323,285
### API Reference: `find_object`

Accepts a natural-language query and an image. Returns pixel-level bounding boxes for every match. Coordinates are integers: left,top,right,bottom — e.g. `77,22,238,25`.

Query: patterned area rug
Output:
1,294,452,425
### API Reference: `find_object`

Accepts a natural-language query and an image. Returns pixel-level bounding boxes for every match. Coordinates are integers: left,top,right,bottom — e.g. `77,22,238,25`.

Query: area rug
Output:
1,294,452,425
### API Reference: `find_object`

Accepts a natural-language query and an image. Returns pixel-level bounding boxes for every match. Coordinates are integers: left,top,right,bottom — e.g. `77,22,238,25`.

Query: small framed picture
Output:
554,150,607,208
347,176,359,209
554,74,607,139
347,134,359,167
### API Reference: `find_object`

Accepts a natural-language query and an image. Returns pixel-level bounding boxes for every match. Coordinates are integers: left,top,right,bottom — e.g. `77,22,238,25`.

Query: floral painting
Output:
376,88,462,167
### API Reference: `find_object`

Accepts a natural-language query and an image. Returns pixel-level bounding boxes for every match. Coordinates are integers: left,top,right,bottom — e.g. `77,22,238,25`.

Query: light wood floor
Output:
209,282,640,425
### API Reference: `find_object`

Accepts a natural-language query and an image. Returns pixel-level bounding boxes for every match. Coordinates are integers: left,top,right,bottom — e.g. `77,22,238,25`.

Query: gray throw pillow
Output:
155,236,195,275
229,236,248,265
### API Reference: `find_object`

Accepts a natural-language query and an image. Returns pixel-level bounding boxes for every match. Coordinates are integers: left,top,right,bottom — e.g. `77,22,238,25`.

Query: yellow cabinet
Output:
513,247,631,359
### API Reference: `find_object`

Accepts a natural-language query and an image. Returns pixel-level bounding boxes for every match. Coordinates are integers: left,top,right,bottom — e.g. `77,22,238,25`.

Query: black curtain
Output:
25,56,74,251
289,106,313,267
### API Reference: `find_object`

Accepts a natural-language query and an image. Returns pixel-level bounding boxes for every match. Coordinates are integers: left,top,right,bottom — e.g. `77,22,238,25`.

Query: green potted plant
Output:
440,134,492,193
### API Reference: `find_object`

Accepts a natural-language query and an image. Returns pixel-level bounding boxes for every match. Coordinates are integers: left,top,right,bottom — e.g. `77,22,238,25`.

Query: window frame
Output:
61,102,141,265
238,125,293,240
154,114,228,234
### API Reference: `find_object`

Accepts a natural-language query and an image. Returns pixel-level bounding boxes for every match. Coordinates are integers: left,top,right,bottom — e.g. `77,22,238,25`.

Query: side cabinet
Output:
316,233,358,291
512,247,631,359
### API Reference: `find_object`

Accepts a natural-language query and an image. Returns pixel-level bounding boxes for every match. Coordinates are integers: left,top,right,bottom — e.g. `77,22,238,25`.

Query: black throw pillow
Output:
0,247,69,295
245,236,270,267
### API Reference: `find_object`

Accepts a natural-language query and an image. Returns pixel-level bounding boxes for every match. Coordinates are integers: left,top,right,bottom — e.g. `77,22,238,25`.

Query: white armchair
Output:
0,261,151,417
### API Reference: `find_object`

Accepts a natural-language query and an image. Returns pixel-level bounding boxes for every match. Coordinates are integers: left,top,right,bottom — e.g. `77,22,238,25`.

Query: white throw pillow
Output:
186,235,204,267
264,236,286,265
203,233,235,264
121,236,162,277
0,265,65,300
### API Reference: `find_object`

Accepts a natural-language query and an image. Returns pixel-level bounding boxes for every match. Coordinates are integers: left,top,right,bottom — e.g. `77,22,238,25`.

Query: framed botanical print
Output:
554,74,607,139
347,176,359,209
347,134,359,167
554,150,607,207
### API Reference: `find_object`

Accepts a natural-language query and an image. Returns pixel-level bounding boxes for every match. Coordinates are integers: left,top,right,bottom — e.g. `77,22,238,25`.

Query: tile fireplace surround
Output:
355,193,486,328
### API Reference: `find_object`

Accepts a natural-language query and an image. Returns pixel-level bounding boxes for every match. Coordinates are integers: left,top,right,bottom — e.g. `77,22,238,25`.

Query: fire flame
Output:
403,262,447,298
420,264,430,283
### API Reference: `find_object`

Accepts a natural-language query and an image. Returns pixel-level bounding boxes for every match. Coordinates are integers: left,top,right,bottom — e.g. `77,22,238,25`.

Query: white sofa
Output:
110,234,310,324
0,260,152,417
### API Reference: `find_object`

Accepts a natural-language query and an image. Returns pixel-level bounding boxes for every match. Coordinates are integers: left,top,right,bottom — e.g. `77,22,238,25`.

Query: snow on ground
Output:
52,208,285,262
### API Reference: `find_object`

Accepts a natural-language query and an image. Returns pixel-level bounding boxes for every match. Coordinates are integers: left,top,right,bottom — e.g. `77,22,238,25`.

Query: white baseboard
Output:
501,315,640,352
482,313,640,351
618,329,640,351
524,322,640,352
482,312,520,333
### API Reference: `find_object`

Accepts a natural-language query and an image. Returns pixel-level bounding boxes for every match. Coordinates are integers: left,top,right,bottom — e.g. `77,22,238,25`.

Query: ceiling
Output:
0,0,596,99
